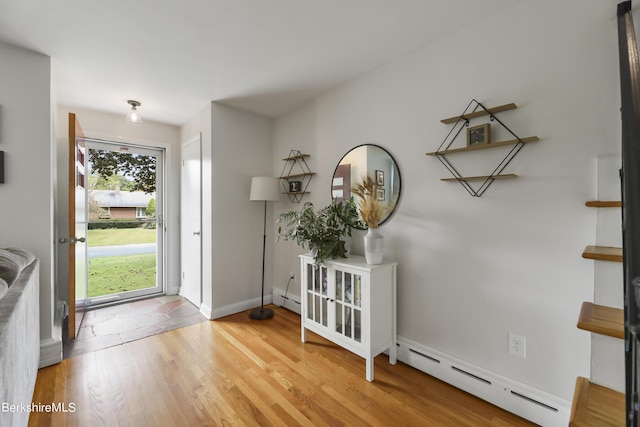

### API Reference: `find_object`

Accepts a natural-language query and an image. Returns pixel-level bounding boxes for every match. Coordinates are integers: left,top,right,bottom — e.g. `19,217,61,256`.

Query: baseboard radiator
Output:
270,290,567,424
272,287,301,315
396,337,571,426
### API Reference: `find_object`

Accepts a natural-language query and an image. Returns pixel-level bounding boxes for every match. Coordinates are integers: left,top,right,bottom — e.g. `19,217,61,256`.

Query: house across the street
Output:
90,189,155,220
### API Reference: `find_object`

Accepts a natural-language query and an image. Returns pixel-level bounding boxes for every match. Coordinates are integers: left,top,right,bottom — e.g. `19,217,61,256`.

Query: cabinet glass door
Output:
306,263,328,327
334,269,362,342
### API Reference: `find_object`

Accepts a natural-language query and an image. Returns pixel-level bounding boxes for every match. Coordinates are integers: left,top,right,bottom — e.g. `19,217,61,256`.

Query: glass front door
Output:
77,139,164,308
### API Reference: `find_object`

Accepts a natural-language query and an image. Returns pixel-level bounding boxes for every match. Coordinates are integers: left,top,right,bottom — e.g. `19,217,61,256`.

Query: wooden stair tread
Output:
570,377,625,426
577,302,624,339
585,201,622,208
582,246,623,262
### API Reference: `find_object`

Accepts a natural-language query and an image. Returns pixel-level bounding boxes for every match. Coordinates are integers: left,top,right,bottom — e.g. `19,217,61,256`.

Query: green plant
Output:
88,220,142,230
277,198,363,266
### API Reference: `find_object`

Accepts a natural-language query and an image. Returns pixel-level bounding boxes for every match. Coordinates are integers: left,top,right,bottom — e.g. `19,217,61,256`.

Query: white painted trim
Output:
210,295,273,320
200,303,213,320
396,336,571,426
39,337,62,368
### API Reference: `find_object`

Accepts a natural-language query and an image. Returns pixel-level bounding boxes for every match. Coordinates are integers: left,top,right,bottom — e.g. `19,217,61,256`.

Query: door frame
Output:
78,139,166,308
66,113,176,342
67,113,85,339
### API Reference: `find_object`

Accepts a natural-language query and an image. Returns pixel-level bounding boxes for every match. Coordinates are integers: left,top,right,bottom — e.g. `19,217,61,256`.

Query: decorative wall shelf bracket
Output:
427,99,539,197
279,150,315,203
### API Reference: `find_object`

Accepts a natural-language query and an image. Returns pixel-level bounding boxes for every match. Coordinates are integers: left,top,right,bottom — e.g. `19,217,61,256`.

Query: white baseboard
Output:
39,337,62,368
272,287,301,315
209,295,273,320
396,336,571,426
200,303,213,319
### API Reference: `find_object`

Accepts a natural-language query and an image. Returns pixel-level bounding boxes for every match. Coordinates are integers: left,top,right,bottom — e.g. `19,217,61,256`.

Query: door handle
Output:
66,237,86,244
193,231,201,236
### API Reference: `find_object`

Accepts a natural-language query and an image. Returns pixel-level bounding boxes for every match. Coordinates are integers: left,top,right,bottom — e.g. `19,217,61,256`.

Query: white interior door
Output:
180,134,202,307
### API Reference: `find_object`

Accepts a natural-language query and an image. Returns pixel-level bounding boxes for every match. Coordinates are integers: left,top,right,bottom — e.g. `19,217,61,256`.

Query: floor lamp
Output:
249,176,281,320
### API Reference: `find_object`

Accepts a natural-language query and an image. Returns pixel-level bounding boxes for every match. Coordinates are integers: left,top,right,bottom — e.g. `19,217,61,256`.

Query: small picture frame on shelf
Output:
289,180,302,193
467,123,490,146
375,170,384,186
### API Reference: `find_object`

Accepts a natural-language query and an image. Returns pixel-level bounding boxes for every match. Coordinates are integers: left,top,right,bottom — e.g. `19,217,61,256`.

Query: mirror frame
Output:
331,144,402,229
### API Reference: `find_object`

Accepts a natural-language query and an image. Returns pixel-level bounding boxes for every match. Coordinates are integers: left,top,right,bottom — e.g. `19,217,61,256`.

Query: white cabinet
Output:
299,254,397,381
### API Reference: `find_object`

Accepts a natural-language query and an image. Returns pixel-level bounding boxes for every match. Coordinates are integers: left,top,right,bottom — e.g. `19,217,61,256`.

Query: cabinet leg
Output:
301,326,307,343
366,358,374,382
389,344,397,365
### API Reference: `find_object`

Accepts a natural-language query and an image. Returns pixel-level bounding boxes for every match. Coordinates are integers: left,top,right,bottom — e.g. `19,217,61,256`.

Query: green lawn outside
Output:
88,228,156,247
88,254,156,297
86,228,157,297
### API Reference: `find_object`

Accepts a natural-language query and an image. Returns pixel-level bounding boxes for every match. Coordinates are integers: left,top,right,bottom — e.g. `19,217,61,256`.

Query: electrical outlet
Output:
508,332,526,358
289,270,295,280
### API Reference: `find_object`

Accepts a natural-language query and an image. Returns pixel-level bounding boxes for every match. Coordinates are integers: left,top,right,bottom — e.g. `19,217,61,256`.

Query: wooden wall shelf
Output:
279,150,314,203
428,99,537,197
426,137,539,156
582,246,623,263
280,172,316,180
283,153,309,161
440,174,517,182
440,102,517,124
570,377,624,426
585,201,622,208
577,302,624,339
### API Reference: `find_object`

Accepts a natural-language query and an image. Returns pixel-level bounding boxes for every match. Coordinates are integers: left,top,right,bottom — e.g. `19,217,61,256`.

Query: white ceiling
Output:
0,0,519,126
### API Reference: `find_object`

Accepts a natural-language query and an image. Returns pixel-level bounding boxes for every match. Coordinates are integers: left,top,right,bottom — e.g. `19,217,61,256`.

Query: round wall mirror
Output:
331,144,401,229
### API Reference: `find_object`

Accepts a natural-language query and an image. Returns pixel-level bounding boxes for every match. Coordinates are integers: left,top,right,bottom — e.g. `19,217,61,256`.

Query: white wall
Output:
54,106,182,308
181,102,274,318
0,42,55,360
272,0,621,403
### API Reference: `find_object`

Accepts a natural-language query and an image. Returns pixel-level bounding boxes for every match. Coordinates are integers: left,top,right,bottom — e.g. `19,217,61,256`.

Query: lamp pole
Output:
249,200,273,320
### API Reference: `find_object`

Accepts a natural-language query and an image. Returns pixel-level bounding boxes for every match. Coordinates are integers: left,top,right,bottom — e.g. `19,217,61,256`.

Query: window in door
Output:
77,139,165,308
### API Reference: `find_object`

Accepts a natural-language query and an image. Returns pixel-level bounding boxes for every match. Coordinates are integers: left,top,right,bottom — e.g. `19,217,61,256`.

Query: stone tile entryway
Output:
64,295,205,358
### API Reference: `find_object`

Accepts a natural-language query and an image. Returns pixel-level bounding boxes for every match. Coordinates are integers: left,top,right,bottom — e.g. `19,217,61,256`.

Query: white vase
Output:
364,228,384,265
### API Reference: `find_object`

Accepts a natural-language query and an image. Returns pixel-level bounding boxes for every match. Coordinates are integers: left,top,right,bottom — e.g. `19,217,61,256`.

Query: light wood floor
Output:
29,305,535,426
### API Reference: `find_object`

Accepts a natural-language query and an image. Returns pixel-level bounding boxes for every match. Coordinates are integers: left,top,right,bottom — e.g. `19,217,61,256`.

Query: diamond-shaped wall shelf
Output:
279,150,316,203
426,99,540,197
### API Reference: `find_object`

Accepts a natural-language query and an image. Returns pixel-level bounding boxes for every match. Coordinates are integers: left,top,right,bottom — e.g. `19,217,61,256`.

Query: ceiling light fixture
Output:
125,100,142,124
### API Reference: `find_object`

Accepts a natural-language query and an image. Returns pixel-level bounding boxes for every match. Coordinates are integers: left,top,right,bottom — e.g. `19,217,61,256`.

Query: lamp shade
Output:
125,100,142,124
125,108,141,124
250,177,281,201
